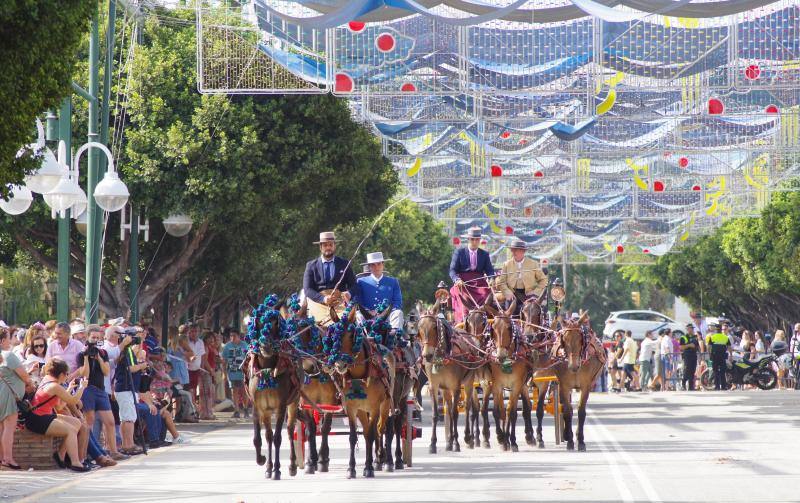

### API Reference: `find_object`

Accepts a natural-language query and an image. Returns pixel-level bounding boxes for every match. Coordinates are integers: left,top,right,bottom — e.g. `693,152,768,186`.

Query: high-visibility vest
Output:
707,332,729,353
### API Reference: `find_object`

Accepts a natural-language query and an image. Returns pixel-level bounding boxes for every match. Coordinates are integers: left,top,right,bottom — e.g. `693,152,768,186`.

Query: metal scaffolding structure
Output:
196,0,800,264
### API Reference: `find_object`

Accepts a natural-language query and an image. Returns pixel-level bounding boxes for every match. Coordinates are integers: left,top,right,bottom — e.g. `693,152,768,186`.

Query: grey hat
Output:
508,238,528,250
461,227,485,239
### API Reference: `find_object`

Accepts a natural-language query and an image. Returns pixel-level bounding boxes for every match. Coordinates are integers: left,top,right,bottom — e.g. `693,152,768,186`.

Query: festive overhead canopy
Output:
197,0,800,264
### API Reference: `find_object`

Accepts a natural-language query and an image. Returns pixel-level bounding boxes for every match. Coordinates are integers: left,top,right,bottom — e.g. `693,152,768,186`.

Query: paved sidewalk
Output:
4,391,800,502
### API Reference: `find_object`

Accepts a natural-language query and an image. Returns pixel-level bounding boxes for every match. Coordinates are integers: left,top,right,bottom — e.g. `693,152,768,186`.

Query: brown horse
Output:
291,301,337,474
248,305,300,480
325,304,395,479
533,312,605,451
463,302,498,449
518,293,549,444
416,301,481,454
362,308,419,472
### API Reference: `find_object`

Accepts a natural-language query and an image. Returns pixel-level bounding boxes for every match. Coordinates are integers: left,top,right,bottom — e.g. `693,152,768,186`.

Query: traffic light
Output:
631,291,641,307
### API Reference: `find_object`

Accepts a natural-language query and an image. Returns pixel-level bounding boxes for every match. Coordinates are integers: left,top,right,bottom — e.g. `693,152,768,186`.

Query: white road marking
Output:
591,421,635,502
591,416,662,503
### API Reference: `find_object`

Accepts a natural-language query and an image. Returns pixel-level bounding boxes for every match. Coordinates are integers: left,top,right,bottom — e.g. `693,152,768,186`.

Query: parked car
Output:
603,310,685,340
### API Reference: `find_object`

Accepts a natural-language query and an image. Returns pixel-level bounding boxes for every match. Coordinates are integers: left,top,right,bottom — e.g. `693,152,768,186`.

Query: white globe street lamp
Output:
45,175,83,214
163,214,193,237
0,185,34,215
94,170,129,212
20,119,65,194
74,210,88,236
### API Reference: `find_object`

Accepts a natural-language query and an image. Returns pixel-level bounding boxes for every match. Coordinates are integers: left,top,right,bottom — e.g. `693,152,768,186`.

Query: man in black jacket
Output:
303,231,359,323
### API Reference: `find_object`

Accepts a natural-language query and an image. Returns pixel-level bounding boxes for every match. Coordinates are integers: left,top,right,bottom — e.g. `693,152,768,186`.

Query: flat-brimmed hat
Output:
313,231,340,244
508,238,528,250
70,323,86,336
461,227,485,239
362,251,392,265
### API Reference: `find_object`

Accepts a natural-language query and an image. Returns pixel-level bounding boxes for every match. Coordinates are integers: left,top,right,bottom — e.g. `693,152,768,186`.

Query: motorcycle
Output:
700,353,778,390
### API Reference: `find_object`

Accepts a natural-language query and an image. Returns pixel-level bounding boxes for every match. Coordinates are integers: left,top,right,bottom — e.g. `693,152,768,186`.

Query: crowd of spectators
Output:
597,316,800,392
0,317,252,472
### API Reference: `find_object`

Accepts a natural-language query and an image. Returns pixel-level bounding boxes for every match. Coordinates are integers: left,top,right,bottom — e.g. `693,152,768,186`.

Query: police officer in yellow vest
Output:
705,322,732,390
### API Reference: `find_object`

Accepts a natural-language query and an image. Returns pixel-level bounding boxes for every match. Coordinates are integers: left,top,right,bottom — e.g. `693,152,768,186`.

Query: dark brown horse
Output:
247,304,300,480
416,301,481,454
290,300,337,474
325,304,395,479
533,312,605,451
463,302,497,449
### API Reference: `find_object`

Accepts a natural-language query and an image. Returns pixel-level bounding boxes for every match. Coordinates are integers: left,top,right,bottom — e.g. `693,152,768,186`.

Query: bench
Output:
12,428,61,470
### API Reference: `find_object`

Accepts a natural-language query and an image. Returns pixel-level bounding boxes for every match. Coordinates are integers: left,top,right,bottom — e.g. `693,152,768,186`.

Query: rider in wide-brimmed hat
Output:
302,231,359,324
494,237,548,315
448,227,495,322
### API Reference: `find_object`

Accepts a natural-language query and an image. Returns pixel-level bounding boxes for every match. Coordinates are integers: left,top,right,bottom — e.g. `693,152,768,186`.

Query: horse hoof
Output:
363,467,375,478
537,441,545,449
502,443,510,452
395,460,404,470
257,455,266,466
289,465,297,477
445,444,453,452
304,464,315,475
429,445,437,454
566,442,575,451
454,443,461,453
265,470,272,479
525,436,535,446
578,443,586,452
467,440,475,449
511,444,519,453
346,468,356,479
386,463,394,473
320,463,329,473
482,440,490,449
273,470,281,480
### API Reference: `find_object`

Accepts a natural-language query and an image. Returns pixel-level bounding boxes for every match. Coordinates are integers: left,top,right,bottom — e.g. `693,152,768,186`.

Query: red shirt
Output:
31,380,59,416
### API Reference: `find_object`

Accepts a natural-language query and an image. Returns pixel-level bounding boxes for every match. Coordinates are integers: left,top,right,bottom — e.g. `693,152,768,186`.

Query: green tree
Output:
0,0,93,192
2,8,398,326
333,199,452,310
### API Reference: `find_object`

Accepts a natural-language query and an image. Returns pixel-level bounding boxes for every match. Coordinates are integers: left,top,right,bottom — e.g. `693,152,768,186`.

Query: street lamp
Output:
0,184,34,215
45,141,128,216
20,119,65,194
163,213,193,237
74,210,88,236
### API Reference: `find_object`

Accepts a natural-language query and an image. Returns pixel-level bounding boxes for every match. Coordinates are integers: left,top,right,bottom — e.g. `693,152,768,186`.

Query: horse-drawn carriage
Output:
242,279,606,480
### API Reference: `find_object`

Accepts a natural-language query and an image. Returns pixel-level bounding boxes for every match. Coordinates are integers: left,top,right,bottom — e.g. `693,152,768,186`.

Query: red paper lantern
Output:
616,245,625,254
533,170,544,178
745,64,760,80
490,165,503,177
643,248,651,254
692,184,702,191
334,73,354,93
400,82,416,92
348,21,365,32
452,237,461,246
765,104,779,114
481,239,487,246
708,98,724,115
534,229,543,235
375,33,395,53
518,138,528,145
500,131,510,139
505,226,514,235
541,258,549,265
678,157,689,168
653,180,665,192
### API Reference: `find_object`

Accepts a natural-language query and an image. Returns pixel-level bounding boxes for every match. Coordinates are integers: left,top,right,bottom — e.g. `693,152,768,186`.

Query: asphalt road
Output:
5,390,800,503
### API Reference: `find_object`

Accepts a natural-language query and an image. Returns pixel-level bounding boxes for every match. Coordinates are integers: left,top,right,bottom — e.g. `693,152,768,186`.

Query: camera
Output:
86,342,99,358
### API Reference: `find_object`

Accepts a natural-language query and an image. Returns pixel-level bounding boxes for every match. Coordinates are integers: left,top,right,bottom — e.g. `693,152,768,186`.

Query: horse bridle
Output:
416,313,451,359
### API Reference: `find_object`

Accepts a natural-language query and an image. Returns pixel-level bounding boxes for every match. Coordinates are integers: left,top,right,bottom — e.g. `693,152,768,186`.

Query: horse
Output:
324,303,396,479
247,299,300,480
416,300,483,454
532,312,605,451
289,299,337,474
463,301,497,449
359,305,419,472
517,292,550,445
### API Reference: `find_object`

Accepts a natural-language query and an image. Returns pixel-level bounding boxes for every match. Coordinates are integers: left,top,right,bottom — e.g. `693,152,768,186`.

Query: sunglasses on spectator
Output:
33,344,46,349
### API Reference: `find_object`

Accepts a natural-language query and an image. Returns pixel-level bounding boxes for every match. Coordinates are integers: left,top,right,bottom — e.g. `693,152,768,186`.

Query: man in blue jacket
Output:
449,227,495,322
354,251,404,331
302,231,358,324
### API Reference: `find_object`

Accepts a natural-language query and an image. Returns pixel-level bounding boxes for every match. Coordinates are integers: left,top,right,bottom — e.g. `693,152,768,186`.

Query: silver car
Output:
603,310,686,341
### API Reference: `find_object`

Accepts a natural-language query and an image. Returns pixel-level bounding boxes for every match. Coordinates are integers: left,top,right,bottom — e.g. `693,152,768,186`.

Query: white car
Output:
603,310,686,341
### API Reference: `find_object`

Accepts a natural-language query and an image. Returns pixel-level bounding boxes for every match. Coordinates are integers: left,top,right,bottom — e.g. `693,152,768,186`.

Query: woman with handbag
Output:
1,329,35,470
